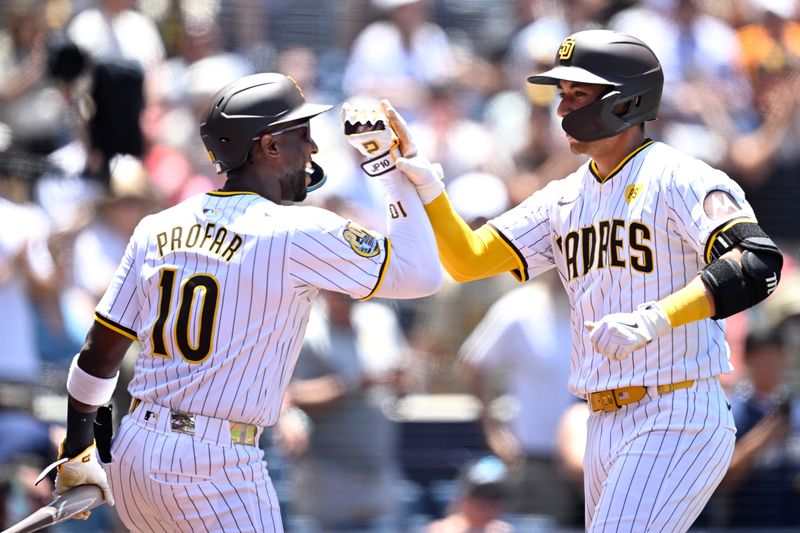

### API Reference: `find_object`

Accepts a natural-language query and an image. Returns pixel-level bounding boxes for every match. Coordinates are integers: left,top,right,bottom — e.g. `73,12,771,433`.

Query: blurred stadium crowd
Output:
1,0,799,531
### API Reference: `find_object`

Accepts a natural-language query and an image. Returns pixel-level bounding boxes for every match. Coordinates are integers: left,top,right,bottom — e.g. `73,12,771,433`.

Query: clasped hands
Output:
342,99,444,203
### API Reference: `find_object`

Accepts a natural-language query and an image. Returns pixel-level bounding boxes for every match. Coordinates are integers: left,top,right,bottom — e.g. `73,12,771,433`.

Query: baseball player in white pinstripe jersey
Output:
43,73,443,532
383,30,785,532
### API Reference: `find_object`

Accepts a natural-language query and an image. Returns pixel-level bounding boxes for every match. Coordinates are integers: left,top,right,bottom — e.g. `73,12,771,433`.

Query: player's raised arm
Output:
381,101,522,282
340,101,446,298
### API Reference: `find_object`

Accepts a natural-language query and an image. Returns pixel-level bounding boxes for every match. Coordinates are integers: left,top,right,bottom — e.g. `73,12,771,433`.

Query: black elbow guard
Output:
700,245,783,320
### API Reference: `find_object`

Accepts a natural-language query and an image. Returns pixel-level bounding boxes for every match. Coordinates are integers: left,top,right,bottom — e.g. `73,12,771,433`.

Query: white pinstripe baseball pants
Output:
584,377,735,533
101,403,282,532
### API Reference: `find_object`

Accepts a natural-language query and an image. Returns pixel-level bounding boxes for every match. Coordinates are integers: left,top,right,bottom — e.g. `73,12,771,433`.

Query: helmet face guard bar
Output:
561,90,631,142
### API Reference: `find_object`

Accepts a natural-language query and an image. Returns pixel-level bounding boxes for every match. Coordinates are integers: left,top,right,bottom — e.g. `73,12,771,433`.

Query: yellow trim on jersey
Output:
424,193,524,282
485,224,529,282
359,237,391,301
703,217,758,264
590,139,654,184
206,191,259,197
94,313,138,341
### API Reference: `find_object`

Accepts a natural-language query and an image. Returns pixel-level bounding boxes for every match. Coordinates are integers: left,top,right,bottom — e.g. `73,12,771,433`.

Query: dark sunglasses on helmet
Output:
253,121,312,143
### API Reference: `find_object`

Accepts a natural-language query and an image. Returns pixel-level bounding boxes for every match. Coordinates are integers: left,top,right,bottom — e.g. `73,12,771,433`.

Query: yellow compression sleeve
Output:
658,277,714,327
423,192,524,282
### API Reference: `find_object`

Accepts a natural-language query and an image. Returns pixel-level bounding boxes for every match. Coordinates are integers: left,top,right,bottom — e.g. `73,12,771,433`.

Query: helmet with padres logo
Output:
200,73,332,190
528,29,663,142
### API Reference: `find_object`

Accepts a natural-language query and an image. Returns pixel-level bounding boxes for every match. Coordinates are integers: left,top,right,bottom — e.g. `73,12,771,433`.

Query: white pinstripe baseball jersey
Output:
489,140,756,397
95,190,392,427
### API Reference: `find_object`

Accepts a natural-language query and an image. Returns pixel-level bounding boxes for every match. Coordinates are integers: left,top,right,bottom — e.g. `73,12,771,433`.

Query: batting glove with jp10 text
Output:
585,301,671,361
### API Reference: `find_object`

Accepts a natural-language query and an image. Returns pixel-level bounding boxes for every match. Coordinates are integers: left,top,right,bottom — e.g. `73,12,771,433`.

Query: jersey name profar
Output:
155,223,244,263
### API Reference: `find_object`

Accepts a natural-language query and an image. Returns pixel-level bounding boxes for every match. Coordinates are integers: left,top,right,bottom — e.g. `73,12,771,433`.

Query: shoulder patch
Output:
343,222,381,258
703,190,742,220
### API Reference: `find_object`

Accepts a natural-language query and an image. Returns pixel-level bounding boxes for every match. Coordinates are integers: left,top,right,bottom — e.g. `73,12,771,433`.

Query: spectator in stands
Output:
609,0,750,166
0,170,56,385
343,0,454,112
426,455,512,533
407,84,509,182
408,172,515,393
67,0,165,73
458,271,581,527
61,155,159,340
0,0,71,155
717,0,800,251
737,0,800,87
507,0,609,90
276,283,410,532
0,167,59,530
717,323,800,527
144,16,252,201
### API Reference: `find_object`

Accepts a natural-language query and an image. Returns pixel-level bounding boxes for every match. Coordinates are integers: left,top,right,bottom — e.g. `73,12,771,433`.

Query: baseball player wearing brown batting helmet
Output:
387,29,783,532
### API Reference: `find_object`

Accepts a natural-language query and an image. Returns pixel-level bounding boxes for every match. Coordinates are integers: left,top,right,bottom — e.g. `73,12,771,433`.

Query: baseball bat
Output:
1,484,104,533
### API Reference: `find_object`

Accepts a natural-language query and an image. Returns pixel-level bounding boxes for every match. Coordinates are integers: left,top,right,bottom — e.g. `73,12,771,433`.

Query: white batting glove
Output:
53,443,114,517
585,302,671,361
380,100,445,204
342,103,402,177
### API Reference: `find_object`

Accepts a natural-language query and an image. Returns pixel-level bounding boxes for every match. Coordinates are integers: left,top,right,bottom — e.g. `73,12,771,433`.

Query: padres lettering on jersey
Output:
489,141,756,396
95,191,389,427
555,219,654,280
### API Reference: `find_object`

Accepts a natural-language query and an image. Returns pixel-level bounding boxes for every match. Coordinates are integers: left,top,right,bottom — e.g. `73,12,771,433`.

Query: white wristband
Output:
67,354,119,406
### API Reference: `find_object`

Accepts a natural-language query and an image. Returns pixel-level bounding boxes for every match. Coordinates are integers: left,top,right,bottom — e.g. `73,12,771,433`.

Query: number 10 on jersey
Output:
151,267,220,364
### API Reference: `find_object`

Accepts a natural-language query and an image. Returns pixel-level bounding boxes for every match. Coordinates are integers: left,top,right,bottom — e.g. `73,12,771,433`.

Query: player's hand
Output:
585,302,671,361
342,103,400,160
381,99,445,204
52,442,114,517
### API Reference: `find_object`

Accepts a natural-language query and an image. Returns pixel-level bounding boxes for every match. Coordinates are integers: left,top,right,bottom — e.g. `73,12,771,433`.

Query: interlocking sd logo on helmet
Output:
528,30,663,142
199,73,333,188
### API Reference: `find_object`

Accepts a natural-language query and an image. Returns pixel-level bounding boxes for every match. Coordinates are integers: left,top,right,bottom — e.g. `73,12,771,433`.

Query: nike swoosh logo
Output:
557,196,579,205
619,321,639,329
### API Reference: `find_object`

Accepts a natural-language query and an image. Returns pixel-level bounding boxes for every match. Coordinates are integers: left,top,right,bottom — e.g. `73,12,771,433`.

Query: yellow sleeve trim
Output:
484,224,528,282
424,193,522,282
94,314,139,341
359,237,391,301
658,279,713,328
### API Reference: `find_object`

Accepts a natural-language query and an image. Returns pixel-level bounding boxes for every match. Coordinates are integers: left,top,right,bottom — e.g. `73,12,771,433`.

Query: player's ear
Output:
258,135,280,158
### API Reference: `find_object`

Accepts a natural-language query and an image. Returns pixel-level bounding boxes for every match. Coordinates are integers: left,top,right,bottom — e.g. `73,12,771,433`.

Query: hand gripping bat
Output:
2,406,114,533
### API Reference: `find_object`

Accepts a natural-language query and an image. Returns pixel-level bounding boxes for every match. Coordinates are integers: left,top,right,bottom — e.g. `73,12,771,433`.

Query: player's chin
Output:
566,136,588,155
292,180,308,202
284,167,308,203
